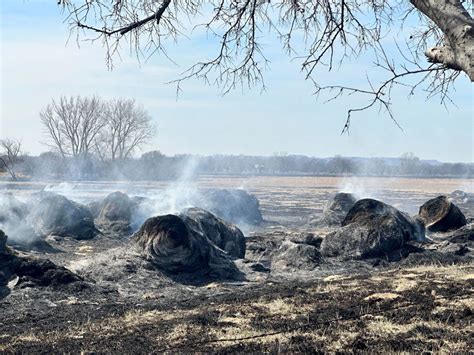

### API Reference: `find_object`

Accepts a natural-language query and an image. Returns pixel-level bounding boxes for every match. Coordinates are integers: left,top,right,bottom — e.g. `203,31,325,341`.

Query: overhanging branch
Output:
76,0,172,37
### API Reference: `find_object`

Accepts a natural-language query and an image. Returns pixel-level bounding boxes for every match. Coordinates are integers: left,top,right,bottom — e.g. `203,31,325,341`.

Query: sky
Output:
0,1,472,163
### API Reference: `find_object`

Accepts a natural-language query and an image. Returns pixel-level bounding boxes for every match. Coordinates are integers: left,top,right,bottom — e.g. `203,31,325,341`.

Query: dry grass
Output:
364,292,400,301
4,261,473,353
392,277,418,292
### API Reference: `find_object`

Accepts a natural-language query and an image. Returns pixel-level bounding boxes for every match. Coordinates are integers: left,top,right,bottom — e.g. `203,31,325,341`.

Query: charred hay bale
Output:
418,196,467,233
321,199,425,259
180,207,246,258
271,240,321,272
132,214,242,279
28,193,98,240
0,233,16,287
0,230,6,253
449,190,474,219
308,192,357,227
87,200,102,219
204,189,263,225
0,193,28,225
0,230,13,287
98,191,133,223
94,191,135,234
451,190,467,200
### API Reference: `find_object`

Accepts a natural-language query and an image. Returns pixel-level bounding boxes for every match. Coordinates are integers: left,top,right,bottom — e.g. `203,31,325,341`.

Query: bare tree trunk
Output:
0,139,22,180
411,0,474,81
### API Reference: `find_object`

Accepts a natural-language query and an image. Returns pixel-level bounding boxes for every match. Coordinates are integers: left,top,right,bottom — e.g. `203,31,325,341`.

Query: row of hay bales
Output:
0,188,262,246
126,190,472,276
304,192,469,260
1,188,472,285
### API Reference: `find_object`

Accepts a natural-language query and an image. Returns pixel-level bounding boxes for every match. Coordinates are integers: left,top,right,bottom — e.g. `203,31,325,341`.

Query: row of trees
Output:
1,149,472,181
40,96,155,161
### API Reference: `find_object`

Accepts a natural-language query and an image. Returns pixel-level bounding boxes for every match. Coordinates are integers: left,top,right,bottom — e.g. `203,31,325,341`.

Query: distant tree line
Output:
0,94,471,180
0,150,472,181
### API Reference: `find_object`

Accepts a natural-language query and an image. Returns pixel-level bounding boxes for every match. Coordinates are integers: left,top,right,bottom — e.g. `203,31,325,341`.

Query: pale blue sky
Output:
1,1,472,162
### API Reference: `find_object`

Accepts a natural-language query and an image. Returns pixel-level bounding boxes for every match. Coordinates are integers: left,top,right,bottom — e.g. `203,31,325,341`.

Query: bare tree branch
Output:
58,0,473,130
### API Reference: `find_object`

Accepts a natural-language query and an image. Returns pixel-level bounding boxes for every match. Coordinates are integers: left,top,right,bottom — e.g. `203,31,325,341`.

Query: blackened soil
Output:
1,262,472,353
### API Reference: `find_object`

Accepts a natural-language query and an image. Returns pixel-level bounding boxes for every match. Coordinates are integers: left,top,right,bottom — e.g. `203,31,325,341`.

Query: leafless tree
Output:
40,96,106,158
95,98,155,160
0,139,23,180
60,1,473,131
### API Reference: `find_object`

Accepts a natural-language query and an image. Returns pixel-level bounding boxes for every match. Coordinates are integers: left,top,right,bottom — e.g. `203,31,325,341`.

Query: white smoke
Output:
131,156,202,226
337,177,380,200
0,193,37,245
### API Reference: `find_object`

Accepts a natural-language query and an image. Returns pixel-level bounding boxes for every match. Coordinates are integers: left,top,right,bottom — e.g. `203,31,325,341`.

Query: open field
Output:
0,176,472,353
1,176,471,224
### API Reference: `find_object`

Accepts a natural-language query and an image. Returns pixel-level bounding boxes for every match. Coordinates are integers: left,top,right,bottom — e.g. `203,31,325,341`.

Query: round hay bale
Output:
204,189,263,225
0,231,15,287
326,192,357,216
0,230,6,253
181,207,246,258
28,193,98,240
132,214,206,273
0,194,28,225
321,199,425,259
87,200,102,219
418,196,467,232
451,190,467,200
308,192,357,227
98,191,133,223
132,214,242,279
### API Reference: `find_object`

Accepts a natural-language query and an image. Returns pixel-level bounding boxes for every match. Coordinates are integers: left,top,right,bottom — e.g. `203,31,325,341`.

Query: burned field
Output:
0,176,473,353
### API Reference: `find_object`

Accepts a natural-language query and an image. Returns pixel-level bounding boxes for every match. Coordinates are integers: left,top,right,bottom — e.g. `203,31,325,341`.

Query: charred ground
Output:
0,176,472,353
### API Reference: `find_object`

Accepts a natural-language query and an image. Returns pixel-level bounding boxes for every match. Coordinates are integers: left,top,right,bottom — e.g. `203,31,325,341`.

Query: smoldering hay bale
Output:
97,191,133,223
27,193,98,240
321,199,426,259
0,193,29,225
0,230,15,287
87,200,102,219
180,207,245,258
202,189,263,225
418,196,467,233
132,214,242,279
271,240,321,272
93,191,136,234
451,190,468,200
0,230,6,253
0,193,44,249
308,192,357,227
